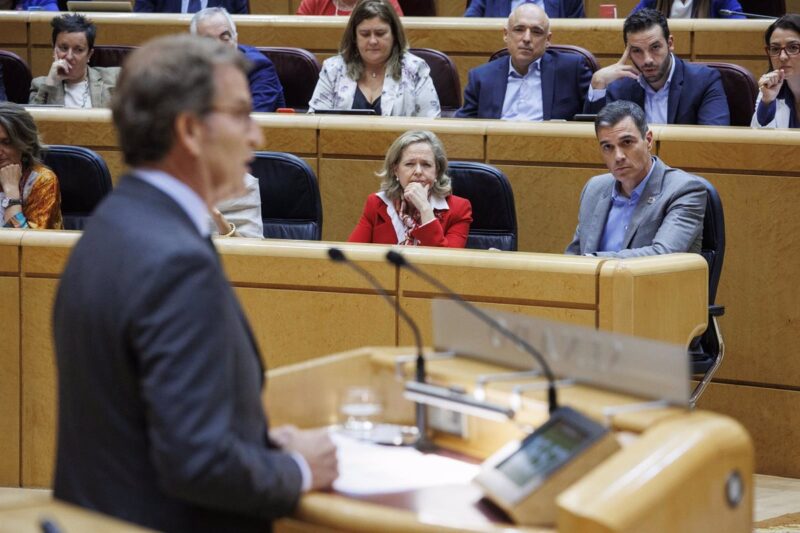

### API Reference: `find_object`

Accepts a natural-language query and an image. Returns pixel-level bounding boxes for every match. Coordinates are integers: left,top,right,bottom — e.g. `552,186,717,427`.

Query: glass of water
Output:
340,386,382,434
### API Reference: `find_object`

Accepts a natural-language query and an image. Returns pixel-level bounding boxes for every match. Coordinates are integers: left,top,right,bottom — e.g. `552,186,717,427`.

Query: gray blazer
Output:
565,156,706,258
53,176,302,532
29,65,120,107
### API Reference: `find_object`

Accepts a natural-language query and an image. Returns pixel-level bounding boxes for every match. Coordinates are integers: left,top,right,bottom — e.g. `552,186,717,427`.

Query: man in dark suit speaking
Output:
52,35,337,532
456,3,591,121
566,100,706,258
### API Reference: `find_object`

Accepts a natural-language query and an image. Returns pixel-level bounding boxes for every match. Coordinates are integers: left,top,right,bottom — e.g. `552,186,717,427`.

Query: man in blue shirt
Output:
584,9,730,126
566,100,706,258
465,0,584,19
456,3,591,120
191,7,285,112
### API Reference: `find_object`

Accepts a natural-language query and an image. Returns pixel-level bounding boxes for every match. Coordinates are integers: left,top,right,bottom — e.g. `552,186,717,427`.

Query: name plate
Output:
431,299,689,405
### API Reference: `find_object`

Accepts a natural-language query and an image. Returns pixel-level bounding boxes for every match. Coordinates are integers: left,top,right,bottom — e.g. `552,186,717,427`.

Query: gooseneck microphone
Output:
719,9,776,19
386,250,559,415
327,247,432,449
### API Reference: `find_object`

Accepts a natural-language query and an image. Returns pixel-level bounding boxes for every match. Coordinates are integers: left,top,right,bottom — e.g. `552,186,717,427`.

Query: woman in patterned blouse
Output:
0,102,63,229
308,0,440,117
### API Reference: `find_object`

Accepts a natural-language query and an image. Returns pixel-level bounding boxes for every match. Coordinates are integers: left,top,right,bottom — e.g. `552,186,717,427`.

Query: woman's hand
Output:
0,164,22,198
45,51,71,86
758,69,785,105
403,182,435,224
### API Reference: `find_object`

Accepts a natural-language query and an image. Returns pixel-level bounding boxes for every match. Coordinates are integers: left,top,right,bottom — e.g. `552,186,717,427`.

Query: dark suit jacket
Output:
565,156,706,258
631,0,744,18
465,0,584,18
0,64,6,102
455,51,592,120
584,56,730,126
348,193,473,247
134,0,248,13
240,44,285,112
53,175,302,533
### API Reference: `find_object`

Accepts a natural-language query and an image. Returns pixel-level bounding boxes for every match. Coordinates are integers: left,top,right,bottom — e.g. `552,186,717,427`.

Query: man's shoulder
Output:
676,56,718,83
238,44,269,65
469,56,508,79
544,48,584,69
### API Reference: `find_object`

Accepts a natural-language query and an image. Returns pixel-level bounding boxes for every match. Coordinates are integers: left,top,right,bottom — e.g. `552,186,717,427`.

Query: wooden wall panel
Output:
497,165,596,254
20,278,58,488
0,277,21,486
697,382,800,478
237,288,396,368
319,159,384,242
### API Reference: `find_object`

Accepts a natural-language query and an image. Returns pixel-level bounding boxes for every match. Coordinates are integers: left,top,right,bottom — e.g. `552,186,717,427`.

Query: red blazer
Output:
348,193,473,248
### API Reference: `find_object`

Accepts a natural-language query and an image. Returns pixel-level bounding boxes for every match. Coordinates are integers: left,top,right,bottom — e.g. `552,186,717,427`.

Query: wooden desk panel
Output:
319,159,385,242
0,276,20,486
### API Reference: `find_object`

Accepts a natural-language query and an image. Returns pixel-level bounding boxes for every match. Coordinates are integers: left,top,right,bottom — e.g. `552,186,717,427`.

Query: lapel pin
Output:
647,196,656,205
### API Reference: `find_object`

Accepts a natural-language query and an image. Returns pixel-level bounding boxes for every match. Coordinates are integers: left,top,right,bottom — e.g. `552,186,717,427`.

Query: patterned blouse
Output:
1,164,63,229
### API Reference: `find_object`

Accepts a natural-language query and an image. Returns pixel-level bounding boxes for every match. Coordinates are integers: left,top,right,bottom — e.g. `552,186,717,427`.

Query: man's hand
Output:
758,69,785,105
271,426,338,491
591,46,639,90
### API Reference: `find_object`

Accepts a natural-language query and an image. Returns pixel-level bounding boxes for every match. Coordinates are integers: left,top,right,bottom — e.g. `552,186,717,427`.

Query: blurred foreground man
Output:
52,35,337,532
566,100,706,257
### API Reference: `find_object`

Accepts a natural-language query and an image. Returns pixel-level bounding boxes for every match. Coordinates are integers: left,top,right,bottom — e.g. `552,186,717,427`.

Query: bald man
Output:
456,3,591,120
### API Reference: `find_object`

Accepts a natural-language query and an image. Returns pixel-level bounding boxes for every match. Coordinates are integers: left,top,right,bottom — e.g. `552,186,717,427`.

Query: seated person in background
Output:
15,0,59,10
191,7,285,112
585,9,730,126
631,0,744,18
29,14,119,108
211,173,264,238
456,3,591,120
465,0,584,19
297,0,403,16
752,13,800,129
308,0,440,117
0,102,63,229
566,101,705,258
135,0,248,14
349,130,472,247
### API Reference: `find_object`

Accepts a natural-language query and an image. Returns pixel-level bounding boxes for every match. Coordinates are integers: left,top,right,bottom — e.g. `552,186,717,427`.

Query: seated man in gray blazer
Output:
566,100,706,258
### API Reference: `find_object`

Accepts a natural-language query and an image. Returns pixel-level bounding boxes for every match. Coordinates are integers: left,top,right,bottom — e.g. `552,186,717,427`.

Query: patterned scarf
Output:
392,195,443,246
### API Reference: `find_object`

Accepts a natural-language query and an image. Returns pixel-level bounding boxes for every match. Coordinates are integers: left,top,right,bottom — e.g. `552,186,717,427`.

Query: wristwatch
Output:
1,197,22,209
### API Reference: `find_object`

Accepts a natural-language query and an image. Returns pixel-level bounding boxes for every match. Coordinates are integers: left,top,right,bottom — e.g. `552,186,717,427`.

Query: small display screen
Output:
495,419,588,487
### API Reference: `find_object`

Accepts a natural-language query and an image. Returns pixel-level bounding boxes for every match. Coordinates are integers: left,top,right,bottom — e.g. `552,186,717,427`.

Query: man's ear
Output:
667,34,674,52
174,112,204,157
645,129,654,150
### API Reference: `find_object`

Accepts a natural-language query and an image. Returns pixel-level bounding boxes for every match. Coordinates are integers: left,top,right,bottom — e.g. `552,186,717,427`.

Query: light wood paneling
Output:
237,287,396,367
20,278,58,488
697,382,800,478
319,158,385,242
0,277,20,486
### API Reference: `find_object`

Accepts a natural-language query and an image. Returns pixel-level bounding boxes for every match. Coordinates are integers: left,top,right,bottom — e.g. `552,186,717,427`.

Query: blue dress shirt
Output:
598,158,656,252
502,58,544,121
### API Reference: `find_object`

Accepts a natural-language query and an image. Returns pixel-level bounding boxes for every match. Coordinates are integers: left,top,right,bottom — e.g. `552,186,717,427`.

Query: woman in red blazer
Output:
348,130,473,247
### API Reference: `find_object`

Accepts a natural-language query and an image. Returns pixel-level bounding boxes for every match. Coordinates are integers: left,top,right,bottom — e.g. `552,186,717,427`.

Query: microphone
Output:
386,250,559,415
719,9,776,19
327,247,432,449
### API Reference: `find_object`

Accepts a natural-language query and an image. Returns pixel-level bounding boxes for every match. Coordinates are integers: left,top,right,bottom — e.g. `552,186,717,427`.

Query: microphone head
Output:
328,247,346,262
386,250,406,267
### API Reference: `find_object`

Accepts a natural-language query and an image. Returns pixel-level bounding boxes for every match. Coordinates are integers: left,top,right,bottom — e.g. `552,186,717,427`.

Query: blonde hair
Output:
378,130,451,201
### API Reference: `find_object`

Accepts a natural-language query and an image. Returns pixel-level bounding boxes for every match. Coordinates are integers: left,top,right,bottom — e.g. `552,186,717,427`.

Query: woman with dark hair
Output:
0,102,62,229
308,0,440,117
753,14,800,129
29,13,119,108
630,0,744,19
348,130,472,247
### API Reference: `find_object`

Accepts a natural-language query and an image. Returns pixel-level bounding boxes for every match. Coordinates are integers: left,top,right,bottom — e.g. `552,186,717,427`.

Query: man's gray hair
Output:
595,100,649,138
111,34,248,167
189,6,238,41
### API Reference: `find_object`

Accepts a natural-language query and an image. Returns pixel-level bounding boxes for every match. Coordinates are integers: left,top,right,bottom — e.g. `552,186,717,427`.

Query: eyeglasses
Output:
766,42,800,57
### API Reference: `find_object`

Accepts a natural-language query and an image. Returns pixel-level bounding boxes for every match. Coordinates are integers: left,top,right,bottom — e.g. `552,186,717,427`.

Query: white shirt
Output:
502,58,544,122
670,0,693,18
511,0,544,10
64,79,91,109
